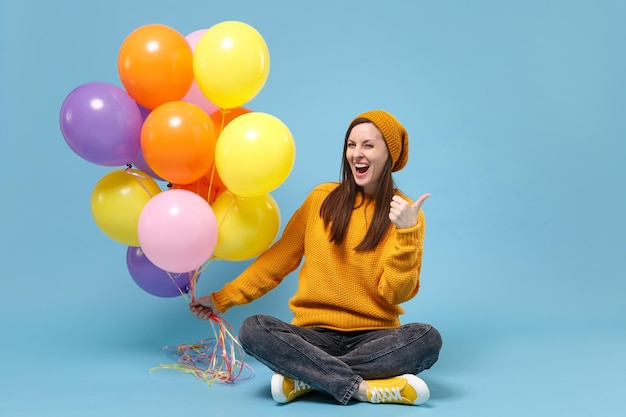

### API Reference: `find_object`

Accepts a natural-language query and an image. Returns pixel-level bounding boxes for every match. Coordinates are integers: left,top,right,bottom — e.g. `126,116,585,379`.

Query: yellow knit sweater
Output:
211,182,426,331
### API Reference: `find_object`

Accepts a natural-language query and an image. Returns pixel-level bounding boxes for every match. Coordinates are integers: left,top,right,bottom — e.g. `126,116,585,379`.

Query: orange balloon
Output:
209,107,252,134
118,24,193,109
141,101,218,184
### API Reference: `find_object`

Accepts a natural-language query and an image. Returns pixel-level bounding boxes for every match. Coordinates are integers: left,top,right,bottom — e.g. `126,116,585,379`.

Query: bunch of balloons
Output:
60,21,295,298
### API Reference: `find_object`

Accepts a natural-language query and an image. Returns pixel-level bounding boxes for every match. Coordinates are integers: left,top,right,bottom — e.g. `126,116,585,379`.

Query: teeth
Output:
355,163,368,168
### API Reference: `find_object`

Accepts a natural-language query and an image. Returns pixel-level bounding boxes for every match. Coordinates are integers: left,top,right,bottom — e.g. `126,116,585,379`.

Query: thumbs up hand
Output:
389,193,430,229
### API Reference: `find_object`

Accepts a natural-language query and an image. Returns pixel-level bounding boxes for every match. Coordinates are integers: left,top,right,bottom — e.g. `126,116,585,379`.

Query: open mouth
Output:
355,163,369,174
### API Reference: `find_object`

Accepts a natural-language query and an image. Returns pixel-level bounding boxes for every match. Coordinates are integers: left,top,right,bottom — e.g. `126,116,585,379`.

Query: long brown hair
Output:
320,118,397,251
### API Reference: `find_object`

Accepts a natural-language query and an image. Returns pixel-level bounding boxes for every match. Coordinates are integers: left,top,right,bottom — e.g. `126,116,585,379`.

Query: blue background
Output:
1,1,624,416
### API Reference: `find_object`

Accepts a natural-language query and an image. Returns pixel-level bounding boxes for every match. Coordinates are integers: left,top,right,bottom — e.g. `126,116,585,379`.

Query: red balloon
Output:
172,165,227,205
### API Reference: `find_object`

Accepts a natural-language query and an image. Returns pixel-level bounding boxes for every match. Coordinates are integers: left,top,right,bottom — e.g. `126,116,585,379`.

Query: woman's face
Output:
346,122,390,194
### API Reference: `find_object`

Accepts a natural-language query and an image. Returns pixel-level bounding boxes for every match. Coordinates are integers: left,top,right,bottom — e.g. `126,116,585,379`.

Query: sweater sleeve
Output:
211,194,310,313
377,209,426,305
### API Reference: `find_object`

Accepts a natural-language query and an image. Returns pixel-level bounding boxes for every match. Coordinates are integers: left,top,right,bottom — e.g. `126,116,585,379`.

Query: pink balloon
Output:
181,29,219,115
138,189,218,273
186,29,206,48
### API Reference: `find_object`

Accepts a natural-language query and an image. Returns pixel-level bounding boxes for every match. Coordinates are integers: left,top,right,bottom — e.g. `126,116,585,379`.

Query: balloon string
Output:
208,165,217,203
149,302,253,385
161,250,214,303
150,257,252,384
124,164,157,197
219,108,228,134
132,247,197,303
149,314,254,385
165,269,200,303
207,109,229,201
188,258,213,302
151,258,253,385
217,195,238,229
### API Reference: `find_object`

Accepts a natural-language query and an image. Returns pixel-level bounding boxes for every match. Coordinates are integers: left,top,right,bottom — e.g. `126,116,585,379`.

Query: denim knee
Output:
427,325,443,354
238,314,263,350
420,325,443,372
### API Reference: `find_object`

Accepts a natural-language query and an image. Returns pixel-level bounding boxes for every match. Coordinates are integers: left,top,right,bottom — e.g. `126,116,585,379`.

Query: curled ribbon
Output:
149,313,254,385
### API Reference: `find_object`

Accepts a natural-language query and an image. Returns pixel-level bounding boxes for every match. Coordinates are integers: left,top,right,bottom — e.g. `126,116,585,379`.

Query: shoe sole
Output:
271,374,289,403
402,374,430,405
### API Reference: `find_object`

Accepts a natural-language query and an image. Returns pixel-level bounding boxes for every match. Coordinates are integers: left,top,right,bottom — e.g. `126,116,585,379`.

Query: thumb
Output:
412,193,431,209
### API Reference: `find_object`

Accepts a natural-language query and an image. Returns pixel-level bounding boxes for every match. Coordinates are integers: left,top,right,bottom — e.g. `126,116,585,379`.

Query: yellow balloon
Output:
91,169,162,246
215,112,295,197
211,191,280,261
193,21,270,109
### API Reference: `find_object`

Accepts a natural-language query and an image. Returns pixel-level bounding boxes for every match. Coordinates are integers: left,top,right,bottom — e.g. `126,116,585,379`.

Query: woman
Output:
190,110,442,406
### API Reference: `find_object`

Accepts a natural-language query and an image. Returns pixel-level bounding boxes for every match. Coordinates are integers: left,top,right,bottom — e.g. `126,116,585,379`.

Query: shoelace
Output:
369,385,403,403
294,379,312,393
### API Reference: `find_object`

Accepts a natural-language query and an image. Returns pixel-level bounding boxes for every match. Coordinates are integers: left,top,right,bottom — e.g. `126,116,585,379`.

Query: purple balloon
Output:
130,105,164,181
60,82,143,166
126,246,199,298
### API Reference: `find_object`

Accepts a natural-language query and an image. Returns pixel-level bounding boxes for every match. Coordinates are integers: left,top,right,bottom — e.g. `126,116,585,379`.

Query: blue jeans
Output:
238,314,442,405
